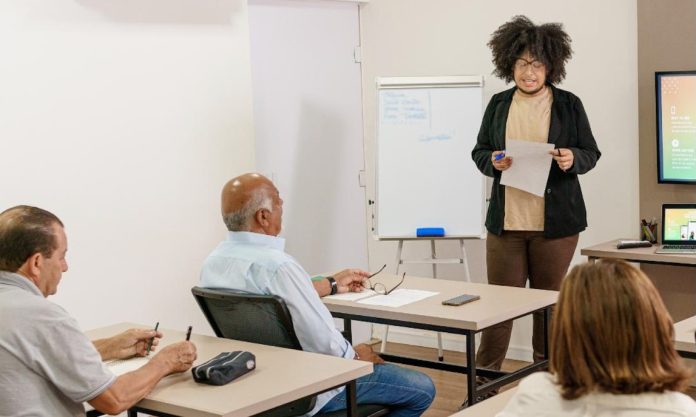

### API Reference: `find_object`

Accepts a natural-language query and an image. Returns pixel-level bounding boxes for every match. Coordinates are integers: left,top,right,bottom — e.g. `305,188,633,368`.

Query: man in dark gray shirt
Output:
0,205,198,416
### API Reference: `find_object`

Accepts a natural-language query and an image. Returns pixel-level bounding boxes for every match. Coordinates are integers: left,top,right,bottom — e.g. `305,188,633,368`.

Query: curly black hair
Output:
488,15,573,85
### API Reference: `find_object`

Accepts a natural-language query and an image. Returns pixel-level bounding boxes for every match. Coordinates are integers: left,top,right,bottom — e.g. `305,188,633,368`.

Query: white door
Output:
248,0,370,342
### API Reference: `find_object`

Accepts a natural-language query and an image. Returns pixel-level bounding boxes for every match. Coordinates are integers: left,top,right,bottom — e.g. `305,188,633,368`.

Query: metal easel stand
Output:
380,237,472,361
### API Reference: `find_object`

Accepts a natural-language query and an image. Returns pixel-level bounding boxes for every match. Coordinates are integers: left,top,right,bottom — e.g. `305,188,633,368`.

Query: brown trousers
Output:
475,231,579,371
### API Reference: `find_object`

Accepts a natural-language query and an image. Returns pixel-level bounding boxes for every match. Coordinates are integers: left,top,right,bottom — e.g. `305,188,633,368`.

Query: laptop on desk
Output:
655,204,696,254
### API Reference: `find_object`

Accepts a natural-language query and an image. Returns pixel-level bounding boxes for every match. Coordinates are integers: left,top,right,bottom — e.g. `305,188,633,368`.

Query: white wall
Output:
359,0,639,359
248,0,371,342
249,0,367,275
0,1,256,335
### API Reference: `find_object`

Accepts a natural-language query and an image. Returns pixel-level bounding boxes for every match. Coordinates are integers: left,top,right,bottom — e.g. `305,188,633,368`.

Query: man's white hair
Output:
223,187,273,231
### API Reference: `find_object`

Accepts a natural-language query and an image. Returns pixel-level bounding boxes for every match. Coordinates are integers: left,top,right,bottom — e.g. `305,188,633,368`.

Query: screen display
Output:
656,72,696,183
664,207,696,241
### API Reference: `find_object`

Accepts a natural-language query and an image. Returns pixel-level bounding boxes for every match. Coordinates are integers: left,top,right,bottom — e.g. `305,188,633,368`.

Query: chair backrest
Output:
191,286,390,417
191,286,302,350
192,286,317,417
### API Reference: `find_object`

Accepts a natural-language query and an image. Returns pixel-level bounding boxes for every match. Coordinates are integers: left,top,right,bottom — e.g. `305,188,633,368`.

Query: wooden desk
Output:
582,239,696,335
323,275,557,407
580,240,696,359
448,388,516,417
675,316,696,359
581,239,696,267
86,323,372,417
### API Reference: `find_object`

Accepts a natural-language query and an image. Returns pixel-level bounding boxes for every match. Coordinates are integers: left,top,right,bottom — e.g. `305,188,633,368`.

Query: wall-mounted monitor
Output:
656,71,696,183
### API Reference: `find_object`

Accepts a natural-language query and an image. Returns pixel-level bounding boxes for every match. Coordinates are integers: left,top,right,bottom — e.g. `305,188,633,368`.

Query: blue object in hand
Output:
494,152,506,161
417,227,445,237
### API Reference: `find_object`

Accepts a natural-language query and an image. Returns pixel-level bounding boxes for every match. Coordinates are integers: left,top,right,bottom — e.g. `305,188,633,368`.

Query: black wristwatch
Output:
326,276,338,295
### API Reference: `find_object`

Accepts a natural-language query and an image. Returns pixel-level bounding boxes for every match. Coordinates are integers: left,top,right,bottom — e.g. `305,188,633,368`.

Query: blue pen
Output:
494,152,506,161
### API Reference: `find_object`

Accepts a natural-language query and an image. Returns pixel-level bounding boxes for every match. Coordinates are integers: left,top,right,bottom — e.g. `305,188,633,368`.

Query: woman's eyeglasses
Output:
365,270,406,296
514,57,544,71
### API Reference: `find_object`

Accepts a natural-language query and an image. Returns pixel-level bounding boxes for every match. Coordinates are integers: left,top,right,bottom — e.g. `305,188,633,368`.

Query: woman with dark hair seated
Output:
497,259,696,416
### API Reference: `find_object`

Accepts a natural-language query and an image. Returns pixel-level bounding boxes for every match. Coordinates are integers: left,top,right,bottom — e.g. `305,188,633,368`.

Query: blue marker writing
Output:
494,152,506,161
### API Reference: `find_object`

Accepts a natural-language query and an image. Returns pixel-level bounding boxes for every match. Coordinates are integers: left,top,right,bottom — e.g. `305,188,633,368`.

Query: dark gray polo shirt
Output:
0,271,115,416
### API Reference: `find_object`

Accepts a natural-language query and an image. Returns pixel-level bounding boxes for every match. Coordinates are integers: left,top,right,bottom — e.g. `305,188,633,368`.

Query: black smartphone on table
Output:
442,294,480,306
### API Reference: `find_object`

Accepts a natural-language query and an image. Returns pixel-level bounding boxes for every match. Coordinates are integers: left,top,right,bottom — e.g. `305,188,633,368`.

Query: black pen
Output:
185,326,192,341
146,322,159,356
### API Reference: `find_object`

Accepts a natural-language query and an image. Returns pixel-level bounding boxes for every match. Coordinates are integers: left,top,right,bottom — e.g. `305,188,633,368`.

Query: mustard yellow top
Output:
504,87,552,231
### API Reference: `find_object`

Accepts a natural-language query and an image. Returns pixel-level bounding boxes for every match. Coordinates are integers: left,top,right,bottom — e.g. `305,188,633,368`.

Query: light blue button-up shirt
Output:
200,231,355,415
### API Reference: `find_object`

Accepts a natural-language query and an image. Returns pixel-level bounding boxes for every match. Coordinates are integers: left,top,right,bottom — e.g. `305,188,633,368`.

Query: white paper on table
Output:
356,289,438,308
323,289,378,302
500,139,555,197
106,356,149,376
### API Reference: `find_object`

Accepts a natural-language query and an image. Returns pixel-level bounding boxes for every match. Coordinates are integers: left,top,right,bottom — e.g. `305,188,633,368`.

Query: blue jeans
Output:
318,363,435,417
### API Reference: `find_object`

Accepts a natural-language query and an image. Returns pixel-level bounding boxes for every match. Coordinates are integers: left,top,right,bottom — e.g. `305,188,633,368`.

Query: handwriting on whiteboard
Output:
419,132,454,142
380,90,430,126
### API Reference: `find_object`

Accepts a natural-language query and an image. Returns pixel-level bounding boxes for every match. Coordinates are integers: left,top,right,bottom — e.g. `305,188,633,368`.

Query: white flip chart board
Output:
375,76,486,239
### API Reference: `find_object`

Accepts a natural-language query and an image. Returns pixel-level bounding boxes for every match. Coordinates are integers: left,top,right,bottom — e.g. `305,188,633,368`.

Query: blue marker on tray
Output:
417,227,445,237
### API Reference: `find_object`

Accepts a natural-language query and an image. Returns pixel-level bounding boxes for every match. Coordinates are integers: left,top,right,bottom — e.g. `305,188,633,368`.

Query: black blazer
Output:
471,85,601,238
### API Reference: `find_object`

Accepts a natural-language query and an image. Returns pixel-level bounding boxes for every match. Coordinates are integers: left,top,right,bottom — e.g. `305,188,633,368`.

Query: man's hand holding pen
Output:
93,328,164,361
151,341,198,374
146,326,197,374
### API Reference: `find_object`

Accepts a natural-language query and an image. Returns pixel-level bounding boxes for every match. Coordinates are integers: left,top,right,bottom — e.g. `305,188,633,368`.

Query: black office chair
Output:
191,287,389,417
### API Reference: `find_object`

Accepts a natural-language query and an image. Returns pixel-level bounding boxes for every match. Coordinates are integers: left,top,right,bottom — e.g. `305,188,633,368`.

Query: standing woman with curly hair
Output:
471,16,601,395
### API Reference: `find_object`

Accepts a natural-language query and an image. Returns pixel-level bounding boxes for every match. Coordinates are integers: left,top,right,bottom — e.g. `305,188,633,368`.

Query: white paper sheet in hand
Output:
500,139,555,197
356,289,438,308
323,289,377,302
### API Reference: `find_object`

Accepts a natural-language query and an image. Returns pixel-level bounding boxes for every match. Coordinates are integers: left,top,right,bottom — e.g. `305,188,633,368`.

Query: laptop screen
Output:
662,204,696,244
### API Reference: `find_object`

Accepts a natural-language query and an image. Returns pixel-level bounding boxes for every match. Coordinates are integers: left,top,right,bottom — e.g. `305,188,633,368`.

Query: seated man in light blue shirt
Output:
201,173,435,417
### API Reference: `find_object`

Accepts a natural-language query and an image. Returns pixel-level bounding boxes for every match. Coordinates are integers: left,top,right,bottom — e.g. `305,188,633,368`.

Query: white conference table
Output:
322,275,557,407
86,322,372,417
